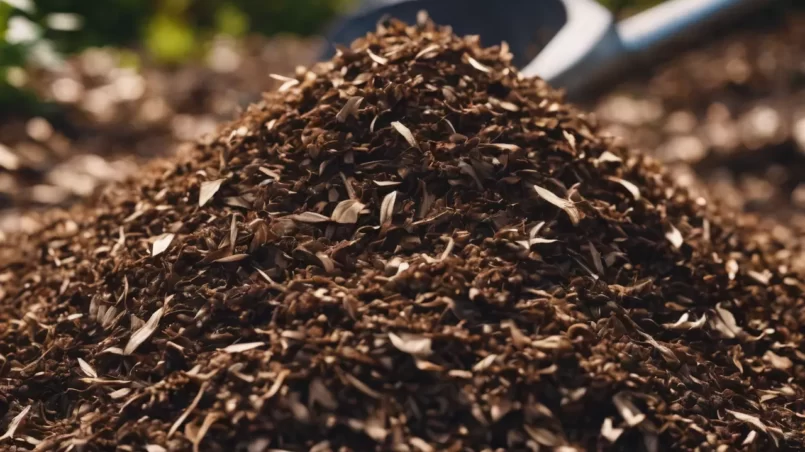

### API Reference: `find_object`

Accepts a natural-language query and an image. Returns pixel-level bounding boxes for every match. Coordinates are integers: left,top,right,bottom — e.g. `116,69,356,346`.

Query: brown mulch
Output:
3,6,805,238
0,35,320,232
595,7,805,218
2,18,805,451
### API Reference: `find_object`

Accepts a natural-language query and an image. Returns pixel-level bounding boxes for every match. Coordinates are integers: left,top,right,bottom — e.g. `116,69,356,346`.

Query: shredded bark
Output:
2,17,805,451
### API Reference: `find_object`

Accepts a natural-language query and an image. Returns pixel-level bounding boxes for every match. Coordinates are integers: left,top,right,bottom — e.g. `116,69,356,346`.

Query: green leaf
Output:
215,3,249,37
144,13,195,63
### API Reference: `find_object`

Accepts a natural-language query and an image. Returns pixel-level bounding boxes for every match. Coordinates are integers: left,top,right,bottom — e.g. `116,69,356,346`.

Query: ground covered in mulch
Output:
0,35,320,233
596,5,805,219
2,18,805,451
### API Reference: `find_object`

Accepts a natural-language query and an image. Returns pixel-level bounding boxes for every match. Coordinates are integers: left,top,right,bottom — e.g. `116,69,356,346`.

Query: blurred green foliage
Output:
0,0,357,114
1,0,356,64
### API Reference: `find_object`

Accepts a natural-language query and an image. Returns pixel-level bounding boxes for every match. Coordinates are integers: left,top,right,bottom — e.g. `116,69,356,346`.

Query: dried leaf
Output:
563,130,577,150
315,252,335,273
533,184,580,225
665,223,684,249
221,342,265,353
380,191,397,226
473,354,498,371
662,313,707,331
613,392,646,427
77,357,97,378
270,73,299,92
109,388,131,399
531,335,572,351
366,49,388,65
212,253,250,263
168,382,207,438
193,412,220,452
466,54,491,72
391,121,418,149
484,143,520,152
409,437,435,452
199,178,225,207
748,269,771,285
606,177,641,200
588,241,604,275
726,259,739,280
414,359,444,372
763,350,793,370
524,425,562,447
711,302,742,339
124,307,164,355
289,212,330,223
637,331,679,365
414,44,440,59
597,151,622,164
151,233,175,257
0,405,30,441
344,373,382,399
336,96,364,123
600,417,624,443
726,410,782,447
331,199,366,224
458,161,484,189
372,180,401,187
389,332,432,357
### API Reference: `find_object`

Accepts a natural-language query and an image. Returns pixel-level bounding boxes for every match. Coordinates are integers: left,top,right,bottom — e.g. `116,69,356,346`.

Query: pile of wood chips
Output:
2,17,805,451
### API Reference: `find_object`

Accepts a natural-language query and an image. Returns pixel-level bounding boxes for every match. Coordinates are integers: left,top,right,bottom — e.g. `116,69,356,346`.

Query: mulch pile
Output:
3,17,805,451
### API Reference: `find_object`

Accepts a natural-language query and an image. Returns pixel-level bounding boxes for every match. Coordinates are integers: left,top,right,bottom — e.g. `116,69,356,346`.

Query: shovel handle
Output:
533,0,775,99
617,0,771,58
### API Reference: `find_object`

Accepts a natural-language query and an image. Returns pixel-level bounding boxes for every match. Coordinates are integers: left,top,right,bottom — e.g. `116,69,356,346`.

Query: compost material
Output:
0,35,320,232
2,18,805,451
596,6,805,219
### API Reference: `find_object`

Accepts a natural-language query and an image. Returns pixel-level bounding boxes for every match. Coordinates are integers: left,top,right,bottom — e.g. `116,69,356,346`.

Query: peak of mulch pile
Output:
2,18,805,451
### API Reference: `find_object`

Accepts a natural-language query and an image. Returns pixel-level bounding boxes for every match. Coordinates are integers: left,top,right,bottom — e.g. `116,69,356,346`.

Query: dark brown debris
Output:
2,17,805,452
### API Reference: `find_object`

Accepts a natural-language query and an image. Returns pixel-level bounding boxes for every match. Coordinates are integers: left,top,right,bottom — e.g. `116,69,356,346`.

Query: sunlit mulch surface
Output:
3,18,805,451
595,7,805,218
0,35,320,233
